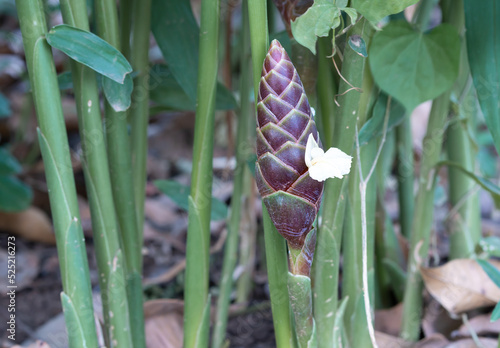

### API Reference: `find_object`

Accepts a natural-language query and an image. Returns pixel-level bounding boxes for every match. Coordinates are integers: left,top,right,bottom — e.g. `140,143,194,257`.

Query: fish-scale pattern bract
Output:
256,40,323,249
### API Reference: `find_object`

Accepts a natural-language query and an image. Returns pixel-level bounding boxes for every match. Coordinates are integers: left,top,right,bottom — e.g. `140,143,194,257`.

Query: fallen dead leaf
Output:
445,338,498,348
421,259,500,313
375,331,411,348
414,333,449,348
0,207,55,244
375,303,403,337
422,299,462,338
452,313,500,338
144,299,184,348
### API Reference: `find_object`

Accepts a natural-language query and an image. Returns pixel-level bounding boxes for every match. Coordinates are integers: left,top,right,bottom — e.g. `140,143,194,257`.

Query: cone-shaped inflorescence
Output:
256,40,323,258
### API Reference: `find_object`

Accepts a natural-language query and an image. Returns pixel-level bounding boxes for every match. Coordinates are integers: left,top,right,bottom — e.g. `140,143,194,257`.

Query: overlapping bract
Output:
256,40,323,249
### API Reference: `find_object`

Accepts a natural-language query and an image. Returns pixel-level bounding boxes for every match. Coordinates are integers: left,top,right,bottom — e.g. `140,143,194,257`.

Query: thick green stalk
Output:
288,272,316,348
395,117,414,239
341,58,377,348
130,0,151,247
400,92,450,341
59,1,132,346
94,2,145,347
249,3,294,347
342,144,377,348
316,37,336,147
212,2,252,345
15,1,98,346
183,0,220,346
119,0,133,60
445,0,480,259
263,209,295,348
291,39,317,109
313,19,370,348
235,169,257,304
401,1,463,340
447,117,480,259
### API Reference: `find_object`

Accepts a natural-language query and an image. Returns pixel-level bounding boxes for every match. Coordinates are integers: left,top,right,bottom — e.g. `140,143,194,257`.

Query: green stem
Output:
395,117,415,239
249,3,295,347
316,37,336,147
212,1,252,345
445,0,480,259
401,1,463,340
94,2,145,347
263,207,295,347
59,1,132,346
183,0,220,346
412,0,438,31
288,272,316,348
119,0,133,61
341,55,377,348
130,0,151,251
401,91,450,341
15,1,98,346
313,19,371,348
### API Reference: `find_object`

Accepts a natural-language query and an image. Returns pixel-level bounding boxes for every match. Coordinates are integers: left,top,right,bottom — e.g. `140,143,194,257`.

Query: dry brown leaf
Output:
375,303,403,336
375,331,411,348
0,207,55,244
414,333,449,348
421,259,500,313
422,299,462,338
445,338,498,348
452,313,500,338
144,299,184,348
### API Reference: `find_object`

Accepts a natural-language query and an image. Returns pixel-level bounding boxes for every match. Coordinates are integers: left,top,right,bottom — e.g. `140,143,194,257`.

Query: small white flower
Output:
305,134,352,182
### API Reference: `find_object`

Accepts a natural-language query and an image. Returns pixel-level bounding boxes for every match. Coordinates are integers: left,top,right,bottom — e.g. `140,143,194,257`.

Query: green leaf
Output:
46,24,132,84
464,0,500,156
61,292,89,348
438,161,500,209
102,74,133,112
290,0,342,55
359,93,406,145
0,147,21,175
149,64,236,111
0,92,11,118
351,0,418,24
477,259,500,289
382,258,406,301
348,34,367,57
154,179,228,221
332,296,349,346
369,21,460,111
151,0,201,101
0,175,32,212
491,301,500,322
57,71,74,90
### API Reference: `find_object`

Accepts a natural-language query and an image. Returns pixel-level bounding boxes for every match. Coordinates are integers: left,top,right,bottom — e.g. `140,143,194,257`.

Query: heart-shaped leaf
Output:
351,0,419,24
290,0,342,55
369,21,460,111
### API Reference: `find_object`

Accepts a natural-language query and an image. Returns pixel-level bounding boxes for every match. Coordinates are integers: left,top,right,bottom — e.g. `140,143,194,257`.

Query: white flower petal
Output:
309,159,344,181
322,147,352,176
304,134,352,182
304,133,317,168
310,147,325,159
